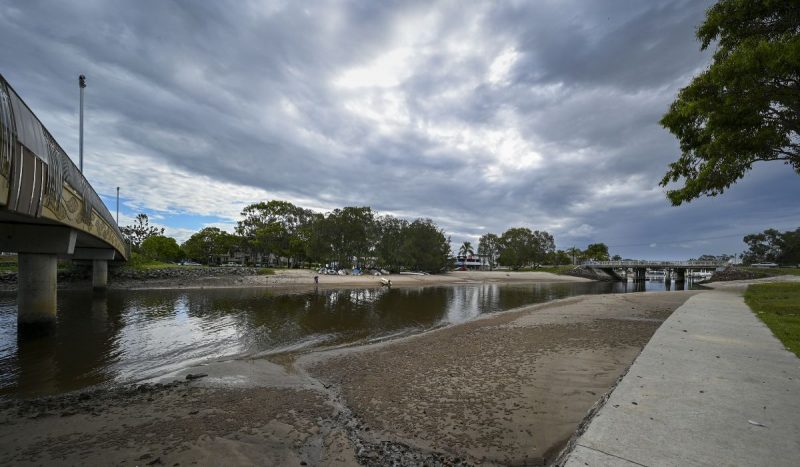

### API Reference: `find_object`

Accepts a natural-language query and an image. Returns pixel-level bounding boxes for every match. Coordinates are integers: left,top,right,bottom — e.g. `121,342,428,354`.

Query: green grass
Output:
739,267,800,277
744,282,800,358
125,253,183,271
256,268,275,275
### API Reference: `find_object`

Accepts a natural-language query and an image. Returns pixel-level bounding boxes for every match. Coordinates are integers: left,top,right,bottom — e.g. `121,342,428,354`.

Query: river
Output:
0,279,696,399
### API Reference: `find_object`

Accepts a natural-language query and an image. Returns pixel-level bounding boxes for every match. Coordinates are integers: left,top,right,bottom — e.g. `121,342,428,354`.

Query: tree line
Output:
465,234,612,270
741,227,800,266
123,201,451,273
121,200,620,272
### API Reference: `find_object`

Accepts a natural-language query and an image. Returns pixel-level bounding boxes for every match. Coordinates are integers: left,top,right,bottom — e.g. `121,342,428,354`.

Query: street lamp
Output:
116,186,120,224
79,74,86,173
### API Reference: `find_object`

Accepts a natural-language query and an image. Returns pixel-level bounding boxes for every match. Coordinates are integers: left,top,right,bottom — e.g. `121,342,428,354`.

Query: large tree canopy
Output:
660,0,800,205
742,227,800,264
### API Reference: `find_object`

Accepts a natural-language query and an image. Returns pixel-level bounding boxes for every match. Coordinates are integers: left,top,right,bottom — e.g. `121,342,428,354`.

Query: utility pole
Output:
79,74,86,173
116,186,120,224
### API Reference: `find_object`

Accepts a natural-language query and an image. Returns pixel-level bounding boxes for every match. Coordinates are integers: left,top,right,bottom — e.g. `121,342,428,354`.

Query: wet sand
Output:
0,291,695,466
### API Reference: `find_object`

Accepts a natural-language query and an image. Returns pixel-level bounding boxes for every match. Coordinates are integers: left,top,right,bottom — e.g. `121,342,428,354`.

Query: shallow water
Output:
0,279,695,399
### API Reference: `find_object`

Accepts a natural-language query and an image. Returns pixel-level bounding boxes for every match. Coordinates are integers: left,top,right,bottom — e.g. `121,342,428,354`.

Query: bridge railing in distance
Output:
582,260,726,268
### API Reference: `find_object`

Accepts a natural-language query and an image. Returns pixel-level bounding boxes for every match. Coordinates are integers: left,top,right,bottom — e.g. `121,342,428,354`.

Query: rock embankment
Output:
707,267,766,282
0,266,262,286
561,266,616,281
110,266,260,281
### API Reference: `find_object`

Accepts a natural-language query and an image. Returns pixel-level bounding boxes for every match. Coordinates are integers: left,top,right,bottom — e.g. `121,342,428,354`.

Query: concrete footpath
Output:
562,287,800,467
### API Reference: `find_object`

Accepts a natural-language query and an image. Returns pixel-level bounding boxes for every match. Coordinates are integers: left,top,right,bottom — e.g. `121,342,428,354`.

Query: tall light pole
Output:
116,186,120,224
79,74,86,173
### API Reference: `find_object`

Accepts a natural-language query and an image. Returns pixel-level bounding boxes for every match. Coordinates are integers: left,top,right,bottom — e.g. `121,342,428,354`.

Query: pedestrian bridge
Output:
582,260,726,281
0,73,127,326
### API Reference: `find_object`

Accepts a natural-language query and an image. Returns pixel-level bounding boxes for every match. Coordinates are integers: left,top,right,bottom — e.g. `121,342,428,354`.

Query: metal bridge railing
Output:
582,261,726,268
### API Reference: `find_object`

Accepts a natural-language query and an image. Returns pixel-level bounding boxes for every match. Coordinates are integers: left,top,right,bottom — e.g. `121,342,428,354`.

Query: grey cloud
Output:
1,0,794,260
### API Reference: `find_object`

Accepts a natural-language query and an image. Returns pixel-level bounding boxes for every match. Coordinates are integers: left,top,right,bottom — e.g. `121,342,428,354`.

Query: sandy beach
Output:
0,288,695,466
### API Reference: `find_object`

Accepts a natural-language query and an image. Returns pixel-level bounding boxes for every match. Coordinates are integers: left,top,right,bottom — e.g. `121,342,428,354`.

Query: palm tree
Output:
457,241,474,270
566,246,582,265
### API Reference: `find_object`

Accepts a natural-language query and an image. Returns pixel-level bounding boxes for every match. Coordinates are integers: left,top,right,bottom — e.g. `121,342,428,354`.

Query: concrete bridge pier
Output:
72,248,115,291
675,268,686,282
633,268,646,281
92,260,108,290
664,269,672,281
17,253,58,326
1,225,78,327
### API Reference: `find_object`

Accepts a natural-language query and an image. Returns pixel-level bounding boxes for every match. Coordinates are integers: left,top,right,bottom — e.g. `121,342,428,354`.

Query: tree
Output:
141,235,183,262
566,246,583,265
612,254,623,261
530,230,555,265
236,200,313,267
458,241,474,257
742,227,800,264
374,216,408,272
325,207,376,268
660,0,800,205
305,213,333,266
584,243,610,261
497,228,554,270
550,250,572,266
121,213,164,250
400,219,450,273
478,233,501,270
181,227,238,263
780,228,800,265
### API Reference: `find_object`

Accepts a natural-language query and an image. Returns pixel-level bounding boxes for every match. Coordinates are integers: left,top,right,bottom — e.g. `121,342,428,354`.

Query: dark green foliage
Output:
742,227,800,264
141,235,183,262
497,228,555,270
400,219,451,273
236,200,314,267
181,227,239,263
584,243,610,261
550,250,573,266
660,0,800,205
374,216,409,272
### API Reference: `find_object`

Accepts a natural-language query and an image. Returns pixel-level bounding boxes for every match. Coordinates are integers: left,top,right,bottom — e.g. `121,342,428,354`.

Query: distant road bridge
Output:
582,260,726,281
0,74,127,327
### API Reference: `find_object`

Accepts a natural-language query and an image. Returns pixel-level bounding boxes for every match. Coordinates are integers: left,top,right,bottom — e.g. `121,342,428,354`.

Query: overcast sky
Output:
1,0,797,259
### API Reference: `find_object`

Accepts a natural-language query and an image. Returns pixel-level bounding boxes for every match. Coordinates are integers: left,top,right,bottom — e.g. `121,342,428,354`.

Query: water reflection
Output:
0,279,698,399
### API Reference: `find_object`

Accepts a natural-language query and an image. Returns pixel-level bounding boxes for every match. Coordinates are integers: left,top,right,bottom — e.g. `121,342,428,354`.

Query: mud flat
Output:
0,291,694,466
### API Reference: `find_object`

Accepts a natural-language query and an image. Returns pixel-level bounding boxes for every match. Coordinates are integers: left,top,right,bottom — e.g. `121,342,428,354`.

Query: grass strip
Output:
744,282,800,358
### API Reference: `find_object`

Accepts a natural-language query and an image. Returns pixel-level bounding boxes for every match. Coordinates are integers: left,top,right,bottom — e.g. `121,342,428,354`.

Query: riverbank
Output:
111,269,594,291
0,290,694,466
0,268,592,292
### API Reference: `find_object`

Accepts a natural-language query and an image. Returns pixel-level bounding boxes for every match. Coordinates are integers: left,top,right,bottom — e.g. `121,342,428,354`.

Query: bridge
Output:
0,74,127,327
582,260,726,281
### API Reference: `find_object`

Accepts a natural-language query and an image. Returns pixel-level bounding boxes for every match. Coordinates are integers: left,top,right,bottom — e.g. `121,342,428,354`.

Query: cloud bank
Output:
1,0,797,258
